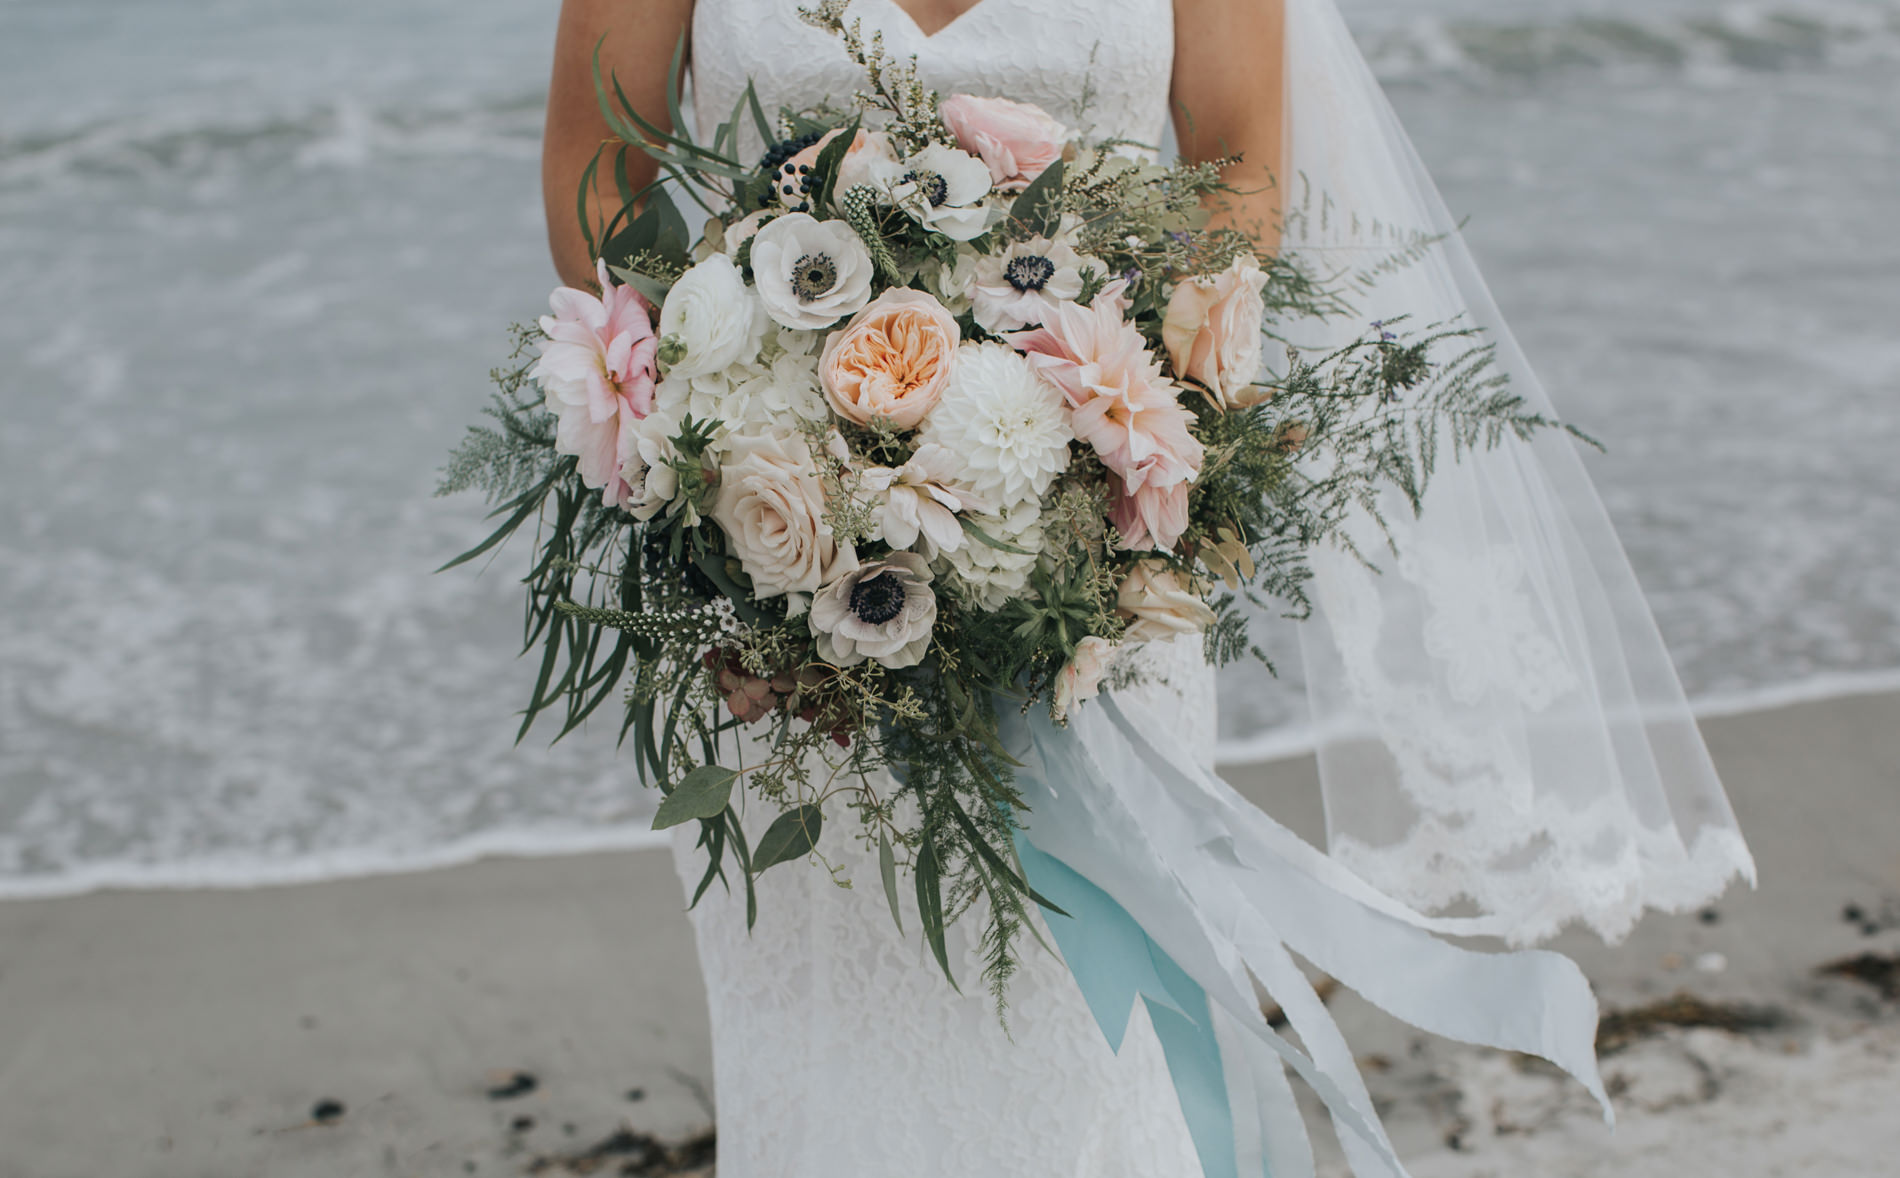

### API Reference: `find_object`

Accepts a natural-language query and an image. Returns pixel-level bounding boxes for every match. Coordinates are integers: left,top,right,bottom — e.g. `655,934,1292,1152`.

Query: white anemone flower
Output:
750,213,875,330
860,443,992,556
810,554,938,669
891,144,997,242
971,233,1105,332
919,342,1073,509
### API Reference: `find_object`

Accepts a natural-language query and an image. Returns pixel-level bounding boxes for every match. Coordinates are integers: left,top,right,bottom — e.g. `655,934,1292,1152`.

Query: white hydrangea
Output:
655,327,827,447
919,342,1073,510
937,500,1043,611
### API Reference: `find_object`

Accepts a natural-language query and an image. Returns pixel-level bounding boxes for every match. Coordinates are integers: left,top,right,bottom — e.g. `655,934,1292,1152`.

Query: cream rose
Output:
750,213,875,330
819,288,960,429
940,94,1069,190
659,254,766,380
1116,560,1216,643
1162,254,1270,408
711,431,857,598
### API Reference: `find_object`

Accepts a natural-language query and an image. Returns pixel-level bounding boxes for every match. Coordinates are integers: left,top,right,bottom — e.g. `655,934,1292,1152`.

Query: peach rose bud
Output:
1162,254,1271,409
940,94,1069,190
819,288,961,430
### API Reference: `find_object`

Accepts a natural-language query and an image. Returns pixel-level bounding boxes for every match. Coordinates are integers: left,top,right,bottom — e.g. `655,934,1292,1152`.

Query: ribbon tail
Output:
1004,696,1610,1178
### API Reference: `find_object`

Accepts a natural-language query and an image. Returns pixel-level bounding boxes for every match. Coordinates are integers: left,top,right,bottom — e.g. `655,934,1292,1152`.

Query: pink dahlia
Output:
532,259,659,508
1010,285,1203,551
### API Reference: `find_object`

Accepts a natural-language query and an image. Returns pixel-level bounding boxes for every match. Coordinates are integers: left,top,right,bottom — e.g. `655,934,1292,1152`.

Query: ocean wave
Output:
1362,2,1900,84
2,668,1895,899
0,93,544,191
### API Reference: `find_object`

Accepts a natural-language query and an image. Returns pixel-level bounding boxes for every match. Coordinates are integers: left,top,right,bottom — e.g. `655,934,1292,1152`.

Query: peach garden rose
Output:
1162,253,1271,408
940,93,1068,190
819,288,960,430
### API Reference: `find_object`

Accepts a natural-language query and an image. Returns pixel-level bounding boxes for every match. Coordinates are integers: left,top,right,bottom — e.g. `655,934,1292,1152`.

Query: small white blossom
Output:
938,500,1042,611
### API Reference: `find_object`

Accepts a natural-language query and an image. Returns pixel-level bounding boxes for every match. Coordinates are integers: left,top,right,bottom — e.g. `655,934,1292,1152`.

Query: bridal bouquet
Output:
441,2,1566,1001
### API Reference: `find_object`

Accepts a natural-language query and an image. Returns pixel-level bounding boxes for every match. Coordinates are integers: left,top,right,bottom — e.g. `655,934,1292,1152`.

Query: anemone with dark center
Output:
1004,254,1057,293
791,253,839,302
848,573,907,625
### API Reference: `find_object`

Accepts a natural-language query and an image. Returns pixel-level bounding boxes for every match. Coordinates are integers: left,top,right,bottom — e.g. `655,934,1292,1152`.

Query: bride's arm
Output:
1169,0,1286,249
543,0,695,289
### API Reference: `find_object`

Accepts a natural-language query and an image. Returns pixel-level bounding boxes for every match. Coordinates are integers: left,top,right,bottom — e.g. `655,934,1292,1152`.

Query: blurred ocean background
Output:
1,0,1896,893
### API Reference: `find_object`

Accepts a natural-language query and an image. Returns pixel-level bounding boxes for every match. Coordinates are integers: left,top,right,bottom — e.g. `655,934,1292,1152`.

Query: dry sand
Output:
2,692,1898,1178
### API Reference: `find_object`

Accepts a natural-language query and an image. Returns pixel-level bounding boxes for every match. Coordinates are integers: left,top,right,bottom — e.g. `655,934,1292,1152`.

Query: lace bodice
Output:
690,0,1175,154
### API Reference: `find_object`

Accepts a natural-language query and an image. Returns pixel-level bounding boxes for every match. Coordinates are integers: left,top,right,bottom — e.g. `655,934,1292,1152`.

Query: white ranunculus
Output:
750,213,875,330
711,430,857,598
658,254,766,380
892,144,997,242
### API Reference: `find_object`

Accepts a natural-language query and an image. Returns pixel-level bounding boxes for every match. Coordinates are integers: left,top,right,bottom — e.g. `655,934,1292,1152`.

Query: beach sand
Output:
2,692,1897,1178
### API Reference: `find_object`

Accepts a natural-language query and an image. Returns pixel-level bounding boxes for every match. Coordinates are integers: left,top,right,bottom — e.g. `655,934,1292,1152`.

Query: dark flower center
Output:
1004,254,1057,293
905,169,950,207
849,573,907,625
791,252,838,302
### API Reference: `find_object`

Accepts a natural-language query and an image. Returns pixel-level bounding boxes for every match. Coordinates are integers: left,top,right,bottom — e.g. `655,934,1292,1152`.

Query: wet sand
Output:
2,691,1897,1177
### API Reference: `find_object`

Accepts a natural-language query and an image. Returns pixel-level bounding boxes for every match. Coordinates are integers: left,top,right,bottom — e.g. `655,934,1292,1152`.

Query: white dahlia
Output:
919,342,1073,510
938,500,1043,611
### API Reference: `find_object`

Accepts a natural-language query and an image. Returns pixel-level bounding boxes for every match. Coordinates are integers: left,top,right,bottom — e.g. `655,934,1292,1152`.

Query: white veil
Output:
1277,0,1754,945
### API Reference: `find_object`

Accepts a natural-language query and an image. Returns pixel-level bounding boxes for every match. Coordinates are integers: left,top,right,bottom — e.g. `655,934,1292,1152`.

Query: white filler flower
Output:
939,500,1043,611
658,253,766,379
750,213,875,330
920,342,1073,509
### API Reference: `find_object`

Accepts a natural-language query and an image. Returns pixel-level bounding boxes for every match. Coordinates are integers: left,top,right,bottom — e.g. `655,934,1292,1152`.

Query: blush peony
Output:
940,94,1069,190
819,288,960,429
532,259,659,508
1162,253,1270,408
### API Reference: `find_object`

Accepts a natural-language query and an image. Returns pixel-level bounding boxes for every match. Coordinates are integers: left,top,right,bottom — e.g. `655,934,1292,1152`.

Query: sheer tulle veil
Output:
1274,0,1754,944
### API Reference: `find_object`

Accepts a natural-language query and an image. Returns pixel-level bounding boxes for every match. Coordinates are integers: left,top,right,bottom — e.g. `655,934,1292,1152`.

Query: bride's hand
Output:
543,0,696,289
1170,0,1286,250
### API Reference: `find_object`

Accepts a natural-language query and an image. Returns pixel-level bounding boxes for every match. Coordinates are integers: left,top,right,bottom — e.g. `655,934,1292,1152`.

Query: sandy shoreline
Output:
2,692,1898,1177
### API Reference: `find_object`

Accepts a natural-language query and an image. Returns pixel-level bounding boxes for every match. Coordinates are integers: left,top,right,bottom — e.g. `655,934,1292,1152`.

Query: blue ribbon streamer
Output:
1015,835,1245,1178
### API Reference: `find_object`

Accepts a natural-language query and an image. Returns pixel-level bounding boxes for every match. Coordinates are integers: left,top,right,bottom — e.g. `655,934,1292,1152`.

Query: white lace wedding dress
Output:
669,11,1206,1175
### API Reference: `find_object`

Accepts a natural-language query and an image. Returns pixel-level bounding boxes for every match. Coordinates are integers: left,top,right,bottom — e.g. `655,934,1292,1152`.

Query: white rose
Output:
750,213,875,330
659,254,766,380
711,430,857,598
1116,560,1216,643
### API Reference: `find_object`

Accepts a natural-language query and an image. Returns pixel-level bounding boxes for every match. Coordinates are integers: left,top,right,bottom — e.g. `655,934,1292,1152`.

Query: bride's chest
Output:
691,0,1176,146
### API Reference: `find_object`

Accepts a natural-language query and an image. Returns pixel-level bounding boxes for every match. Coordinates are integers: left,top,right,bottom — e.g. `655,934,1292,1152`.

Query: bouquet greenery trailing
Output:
440,0,1574,1005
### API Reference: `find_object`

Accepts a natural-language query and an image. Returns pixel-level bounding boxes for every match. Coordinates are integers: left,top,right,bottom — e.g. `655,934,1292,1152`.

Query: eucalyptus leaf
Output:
752,804,824,871
878,832,903,935
1011,158,1066,238
652,765,739,829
